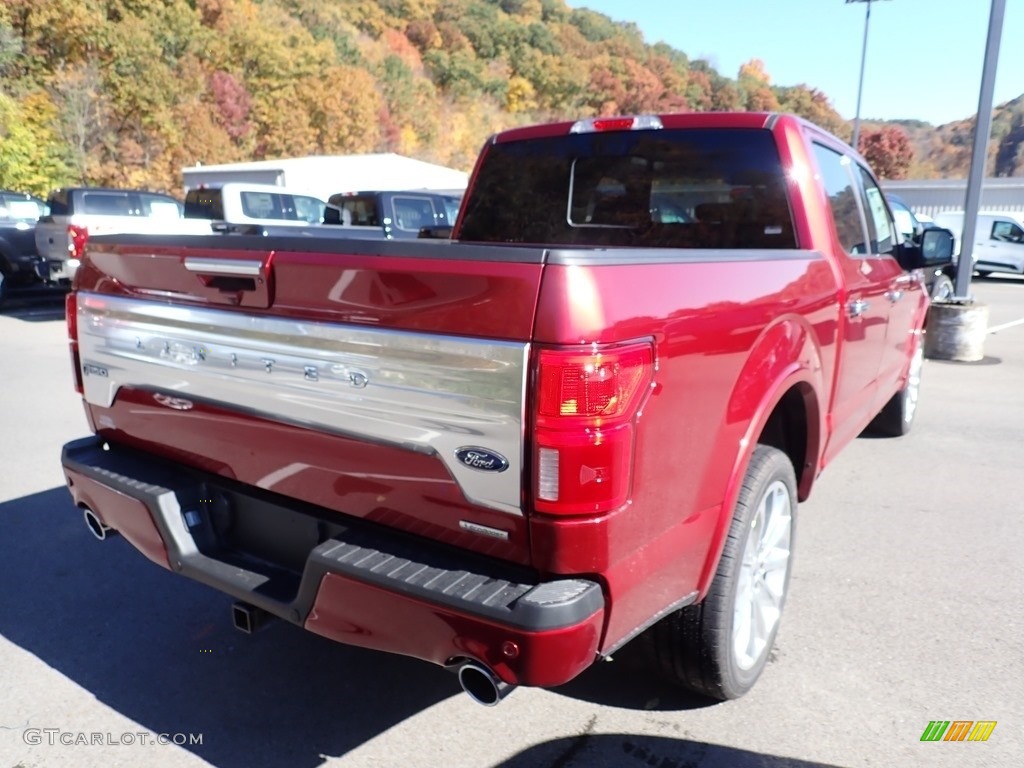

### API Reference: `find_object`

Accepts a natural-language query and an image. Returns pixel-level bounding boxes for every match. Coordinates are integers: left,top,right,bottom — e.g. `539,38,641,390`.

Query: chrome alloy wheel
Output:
732,479,793,671
903,339,924,425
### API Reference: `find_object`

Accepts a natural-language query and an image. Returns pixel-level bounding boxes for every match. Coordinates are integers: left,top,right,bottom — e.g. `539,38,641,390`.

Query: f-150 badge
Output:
455,447,509,473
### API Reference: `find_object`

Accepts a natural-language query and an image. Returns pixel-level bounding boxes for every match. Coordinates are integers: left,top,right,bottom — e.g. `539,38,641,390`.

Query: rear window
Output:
81,192,135,216
458,128,795,249
331,195,379,226
185,189,225,219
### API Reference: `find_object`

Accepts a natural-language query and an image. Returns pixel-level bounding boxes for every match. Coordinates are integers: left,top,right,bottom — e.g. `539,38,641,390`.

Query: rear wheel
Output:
642,445,796,700
868,335,923,437
0,267,9,310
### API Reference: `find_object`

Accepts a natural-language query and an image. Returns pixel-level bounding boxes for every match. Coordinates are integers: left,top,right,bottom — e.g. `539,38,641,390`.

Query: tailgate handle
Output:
184,257,264,293
184,257,264,277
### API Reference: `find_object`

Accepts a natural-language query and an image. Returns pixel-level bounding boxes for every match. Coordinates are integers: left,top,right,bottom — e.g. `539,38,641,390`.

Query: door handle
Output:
885,290,903,303
847,299,870,318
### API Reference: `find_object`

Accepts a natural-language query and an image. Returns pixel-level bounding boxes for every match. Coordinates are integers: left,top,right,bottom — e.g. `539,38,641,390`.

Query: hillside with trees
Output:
889,93,1024,179
0,0,1020,196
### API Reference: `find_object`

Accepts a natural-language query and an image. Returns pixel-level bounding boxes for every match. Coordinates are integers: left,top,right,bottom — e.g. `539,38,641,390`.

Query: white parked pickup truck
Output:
183,183,327,231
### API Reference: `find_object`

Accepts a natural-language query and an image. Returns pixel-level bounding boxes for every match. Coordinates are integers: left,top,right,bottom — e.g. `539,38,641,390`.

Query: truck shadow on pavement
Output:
497,737,847,768
1,488,792,768
0,487,457,768
0,290,67,321
497,734,844,768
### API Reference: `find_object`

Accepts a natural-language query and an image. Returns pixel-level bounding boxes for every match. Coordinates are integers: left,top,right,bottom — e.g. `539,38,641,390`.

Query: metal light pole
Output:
923,0,1004,362
846,0,890,151
954,0,1006,299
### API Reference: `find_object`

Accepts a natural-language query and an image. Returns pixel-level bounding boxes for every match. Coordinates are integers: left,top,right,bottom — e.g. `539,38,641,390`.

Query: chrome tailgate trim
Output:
77,293,528,516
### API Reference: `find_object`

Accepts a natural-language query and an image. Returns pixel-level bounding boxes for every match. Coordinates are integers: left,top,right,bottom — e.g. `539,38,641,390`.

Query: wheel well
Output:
757,387,809,493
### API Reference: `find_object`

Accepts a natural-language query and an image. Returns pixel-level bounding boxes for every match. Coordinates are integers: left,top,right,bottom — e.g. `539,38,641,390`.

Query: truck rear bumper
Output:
61,436,604,687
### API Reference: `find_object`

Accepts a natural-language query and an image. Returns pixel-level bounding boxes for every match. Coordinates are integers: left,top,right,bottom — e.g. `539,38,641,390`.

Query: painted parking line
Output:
987,317,1024,334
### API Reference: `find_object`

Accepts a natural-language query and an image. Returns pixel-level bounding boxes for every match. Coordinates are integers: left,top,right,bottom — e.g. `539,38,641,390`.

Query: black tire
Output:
0,267,9,310
641,445,796,700
930,275,954,302
868,335,923,437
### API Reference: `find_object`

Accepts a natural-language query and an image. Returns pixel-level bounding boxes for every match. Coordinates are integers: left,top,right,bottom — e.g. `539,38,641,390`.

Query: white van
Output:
933,210,1024,276
183,183,326,229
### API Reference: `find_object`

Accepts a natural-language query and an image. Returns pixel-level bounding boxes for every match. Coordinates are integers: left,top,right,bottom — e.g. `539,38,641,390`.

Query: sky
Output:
565,0,1023,126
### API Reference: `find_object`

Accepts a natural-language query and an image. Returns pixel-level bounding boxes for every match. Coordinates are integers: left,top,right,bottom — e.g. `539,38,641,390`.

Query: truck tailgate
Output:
74,235,546,565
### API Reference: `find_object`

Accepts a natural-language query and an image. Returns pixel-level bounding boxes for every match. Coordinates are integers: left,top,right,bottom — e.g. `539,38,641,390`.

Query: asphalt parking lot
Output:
0,278,1021,768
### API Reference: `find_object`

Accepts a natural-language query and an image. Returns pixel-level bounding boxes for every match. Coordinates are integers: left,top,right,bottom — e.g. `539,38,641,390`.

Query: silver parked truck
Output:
933,210,1024,277
34,187,213,282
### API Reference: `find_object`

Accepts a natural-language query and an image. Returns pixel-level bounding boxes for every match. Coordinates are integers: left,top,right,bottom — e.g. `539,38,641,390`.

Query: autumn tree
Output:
738,58,779,112
777,84,849,140
5,0,973,190
858,125,914,179
0,91,70,194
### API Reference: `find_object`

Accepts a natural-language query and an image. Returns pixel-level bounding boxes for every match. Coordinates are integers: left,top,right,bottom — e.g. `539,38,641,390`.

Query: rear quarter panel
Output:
531,252,838,647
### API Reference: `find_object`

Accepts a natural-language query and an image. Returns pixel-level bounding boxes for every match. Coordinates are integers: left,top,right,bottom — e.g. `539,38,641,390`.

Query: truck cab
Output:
323,190,461,238
183,183,327,230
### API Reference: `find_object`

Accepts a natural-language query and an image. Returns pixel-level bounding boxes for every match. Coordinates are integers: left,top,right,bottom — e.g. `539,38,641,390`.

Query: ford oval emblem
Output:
455,447,509,473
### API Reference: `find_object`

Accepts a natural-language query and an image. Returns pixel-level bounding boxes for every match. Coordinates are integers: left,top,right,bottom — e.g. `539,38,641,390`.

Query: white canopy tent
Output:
182,154,469,201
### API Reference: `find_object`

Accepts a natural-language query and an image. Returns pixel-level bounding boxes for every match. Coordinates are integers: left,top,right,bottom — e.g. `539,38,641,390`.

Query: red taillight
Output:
66,291,78,341
67,224,89,259
66,292,82,394
533,342,654,515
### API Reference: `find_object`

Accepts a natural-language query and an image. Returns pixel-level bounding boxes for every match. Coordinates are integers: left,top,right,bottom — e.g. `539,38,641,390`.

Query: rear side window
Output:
458,128,796,249
393,195,438,232
80,192,135,216
141,193,183,219
241,191,283,220
293,195,325,223
442,196,461,223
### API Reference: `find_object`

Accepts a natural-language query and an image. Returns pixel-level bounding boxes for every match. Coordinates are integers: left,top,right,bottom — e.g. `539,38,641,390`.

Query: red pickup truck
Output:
60,112,952,705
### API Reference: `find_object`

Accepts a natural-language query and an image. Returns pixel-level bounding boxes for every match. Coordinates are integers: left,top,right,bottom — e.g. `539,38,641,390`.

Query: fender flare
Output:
694,316,826,599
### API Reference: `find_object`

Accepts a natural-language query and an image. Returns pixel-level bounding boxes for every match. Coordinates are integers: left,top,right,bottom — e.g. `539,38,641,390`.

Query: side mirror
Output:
901,227,954,269
920,227,955,266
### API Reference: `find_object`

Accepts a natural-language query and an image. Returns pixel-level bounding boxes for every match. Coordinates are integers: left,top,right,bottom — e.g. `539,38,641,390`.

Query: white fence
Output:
882,178,1024,217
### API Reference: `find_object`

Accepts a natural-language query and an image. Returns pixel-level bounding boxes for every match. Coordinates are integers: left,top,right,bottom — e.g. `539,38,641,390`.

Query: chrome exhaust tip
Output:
457,662,515,706
83,508,114,541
